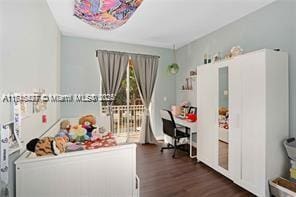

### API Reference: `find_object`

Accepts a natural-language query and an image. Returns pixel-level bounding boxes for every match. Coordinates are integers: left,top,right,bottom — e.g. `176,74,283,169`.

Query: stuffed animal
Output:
219,107,228,116
69,125,89,142
79,115,97,138
55,120,71,139
91,127,109,141
60,120,71,131
26,136,68,156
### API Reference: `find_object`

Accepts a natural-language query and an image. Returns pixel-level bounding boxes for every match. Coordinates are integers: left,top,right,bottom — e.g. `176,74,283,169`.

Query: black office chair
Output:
160,109,190,158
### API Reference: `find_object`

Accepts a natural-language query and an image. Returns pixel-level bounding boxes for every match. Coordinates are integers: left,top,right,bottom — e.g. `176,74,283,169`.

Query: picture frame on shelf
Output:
188,107,197,115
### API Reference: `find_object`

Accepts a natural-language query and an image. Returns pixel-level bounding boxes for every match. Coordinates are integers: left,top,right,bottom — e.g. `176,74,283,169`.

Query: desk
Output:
174,117,197,158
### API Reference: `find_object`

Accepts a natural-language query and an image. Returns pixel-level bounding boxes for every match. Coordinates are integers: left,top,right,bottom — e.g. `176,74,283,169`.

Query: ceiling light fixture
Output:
74,0,143,30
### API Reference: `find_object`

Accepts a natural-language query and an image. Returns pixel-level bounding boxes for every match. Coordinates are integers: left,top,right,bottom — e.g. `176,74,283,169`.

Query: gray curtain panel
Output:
96,50,129,132
131,54,159,144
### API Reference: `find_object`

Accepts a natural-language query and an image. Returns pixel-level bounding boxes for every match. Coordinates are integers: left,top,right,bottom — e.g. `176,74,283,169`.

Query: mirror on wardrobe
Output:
218,66,229,170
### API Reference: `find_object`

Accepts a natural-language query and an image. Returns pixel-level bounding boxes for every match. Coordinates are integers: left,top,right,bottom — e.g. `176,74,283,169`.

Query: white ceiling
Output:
47,0,276,49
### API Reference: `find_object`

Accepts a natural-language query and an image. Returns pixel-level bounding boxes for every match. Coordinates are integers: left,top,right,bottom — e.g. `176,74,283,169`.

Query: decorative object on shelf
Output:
224,53,232,60
181,69,197,90
274,48,281,51
181,77,193,90
207,54,212,64
190,69,197,77
74,0,143,30
204,54,208,64
212,52,222,63
168,44,180,75
230,46,243,57
186,78,190,89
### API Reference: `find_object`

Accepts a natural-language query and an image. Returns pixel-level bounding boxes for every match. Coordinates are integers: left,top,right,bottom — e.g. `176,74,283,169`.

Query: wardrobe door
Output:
228,60,242,182
196,65,218,166
240,53,266,196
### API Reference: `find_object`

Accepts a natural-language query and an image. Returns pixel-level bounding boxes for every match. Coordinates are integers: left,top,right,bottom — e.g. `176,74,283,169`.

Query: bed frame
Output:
15,117,139,197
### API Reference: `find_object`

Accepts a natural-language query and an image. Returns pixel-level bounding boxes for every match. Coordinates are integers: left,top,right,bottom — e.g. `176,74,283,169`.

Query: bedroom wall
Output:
61,36,176,139
176,0,296,136
0,0,61,196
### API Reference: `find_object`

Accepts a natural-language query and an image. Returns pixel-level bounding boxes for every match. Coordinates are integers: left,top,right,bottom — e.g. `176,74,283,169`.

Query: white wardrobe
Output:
196,49,289,197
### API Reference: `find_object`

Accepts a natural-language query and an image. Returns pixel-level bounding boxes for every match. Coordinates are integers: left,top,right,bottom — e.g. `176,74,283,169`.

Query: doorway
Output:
101,60,144,142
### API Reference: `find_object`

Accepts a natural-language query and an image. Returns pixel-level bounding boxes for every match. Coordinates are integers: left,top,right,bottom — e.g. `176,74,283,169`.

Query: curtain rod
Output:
95,50,160,58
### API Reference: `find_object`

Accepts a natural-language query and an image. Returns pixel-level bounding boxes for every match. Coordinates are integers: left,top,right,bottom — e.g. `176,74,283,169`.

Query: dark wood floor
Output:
136,143,254,197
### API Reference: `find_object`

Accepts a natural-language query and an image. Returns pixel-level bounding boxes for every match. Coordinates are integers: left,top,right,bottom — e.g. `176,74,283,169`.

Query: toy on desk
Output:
26,136,68,156
55,120,71,139
79,114,97,138
171,101,191,118
181,101,190,118
171,105,182,117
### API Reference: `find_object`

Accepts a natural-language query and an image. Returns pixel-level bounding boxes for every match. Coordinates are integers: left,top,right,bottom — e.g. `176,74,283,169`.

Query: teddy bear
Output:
79,114,97,138
55,120,71,139
69,125,90,142
26,136,68,156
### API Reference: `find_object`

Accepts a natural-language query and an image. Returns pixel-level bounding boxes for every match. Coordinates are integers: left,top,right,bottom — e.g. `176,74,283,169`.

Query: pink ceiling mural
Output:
74,0,143,30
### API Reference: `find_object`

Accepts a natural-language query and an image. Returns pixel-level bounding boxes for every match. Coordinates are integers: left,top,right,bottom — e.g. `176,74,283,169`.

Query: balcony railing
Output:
101,105,145,135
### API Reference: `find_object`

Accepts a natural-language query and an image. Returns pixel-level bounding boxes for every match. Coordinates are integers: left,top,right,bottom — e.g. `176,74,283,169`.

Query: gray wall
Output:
0,0,61,142
176,0,296,136
0,1,61,196
61,36,176,139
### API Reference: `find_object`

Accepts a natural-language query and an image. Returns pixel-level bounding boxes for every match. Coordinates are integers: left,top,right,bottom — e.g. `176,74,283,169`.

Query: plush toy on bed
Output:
26,136,68,156
69,125,90,142
91,127,109,141
79,114,97,138
55,120,71,139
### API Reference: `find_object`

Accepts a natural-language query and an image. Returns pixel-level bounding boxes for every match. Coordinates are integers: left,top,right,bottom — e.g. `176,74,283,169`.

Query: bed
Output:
15,117,139,197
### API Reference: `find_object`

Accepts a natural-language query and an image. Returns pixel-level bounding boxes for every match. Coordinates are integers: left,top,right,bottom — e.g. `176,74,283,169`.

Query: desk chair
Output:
160,109,189,158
